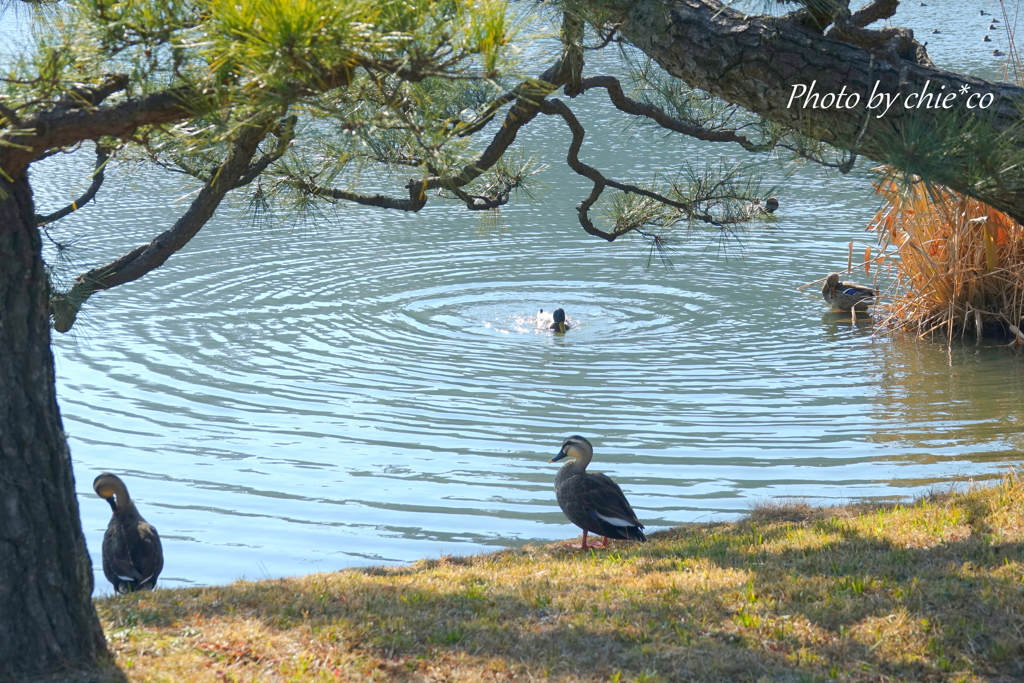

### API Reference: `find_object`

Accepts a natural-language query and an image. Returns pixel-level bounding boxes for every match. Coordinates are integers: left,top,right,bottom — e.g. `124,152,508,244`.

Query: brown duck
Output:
550,435,647,550
94,473,164,593
822,272,876,311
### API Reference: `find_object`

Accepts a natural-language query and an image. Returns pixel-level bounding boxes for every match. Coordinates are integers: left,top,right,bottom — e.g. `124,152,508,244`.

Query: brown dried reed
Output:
867,2,1023,341
869,168,1024,342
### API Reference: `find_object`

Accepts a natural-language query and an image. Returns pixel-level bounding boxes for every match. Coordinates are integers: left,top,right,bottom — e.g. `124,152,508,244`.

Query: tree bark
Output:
0,177,112,678
605,0,1024,224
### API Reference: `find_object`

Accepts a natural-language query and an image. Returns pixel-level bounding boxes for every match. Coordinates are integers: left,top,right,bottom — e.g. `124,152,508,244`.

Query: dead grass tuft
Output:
869,168,1024,341
860,5,1023,341
746,498,816,524
96,473,1024,682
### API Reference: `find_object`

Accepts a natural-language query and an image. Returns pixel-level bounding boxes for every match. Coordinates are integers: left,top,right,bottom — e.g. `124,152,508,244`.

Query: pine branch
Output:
35,144,110,226
50,117,272,332
289,178,429,212
539,98,727,242
290,55,578,211
580,75,774,152
2,87,194,177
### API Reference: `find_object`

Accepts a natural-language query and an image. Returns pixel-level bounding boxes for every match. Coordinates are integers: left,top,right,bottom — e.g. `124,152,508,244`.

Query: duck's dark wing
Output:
103,518,164,593
577,473,646,541
133,521,164,589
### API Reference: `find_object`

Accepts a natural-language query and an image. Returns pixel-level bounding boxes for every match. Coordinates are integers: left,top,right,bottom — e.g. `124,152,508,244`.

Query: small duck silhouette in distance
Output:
822,272,876,312
764,197,779,214
549,435,647,550
537,308,570,333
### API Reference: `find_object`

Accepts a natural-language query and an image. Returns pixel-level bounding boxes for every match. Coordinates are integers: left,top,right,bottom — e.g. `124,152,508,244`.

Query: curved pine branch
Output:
35,144,109,226
580,75,774,152
49,117,272,332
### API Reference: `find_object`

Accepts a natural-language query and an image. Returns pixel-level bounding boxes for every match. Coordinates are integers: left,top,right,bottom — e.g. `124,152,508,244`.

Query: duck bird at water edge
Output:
822,272,876,312
549,435,646,550
94,473,164,593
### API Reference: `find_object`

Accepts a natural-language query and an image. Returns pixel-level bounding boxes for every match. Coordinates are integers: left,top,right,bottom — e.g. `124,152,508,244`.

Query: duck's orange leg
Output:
578,531,610,549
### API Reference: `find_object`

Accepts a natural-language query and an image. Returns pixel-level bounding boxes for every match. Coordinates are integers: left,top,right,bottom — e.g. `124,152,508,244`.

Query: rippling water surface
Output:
15,3,1024,592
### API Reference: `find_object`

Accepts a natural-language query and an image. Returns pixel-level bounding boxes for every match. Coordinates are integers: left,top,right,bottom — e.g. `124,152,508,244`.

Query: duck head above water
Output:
551,308,569,333
537,307,570,333
549,434,593,468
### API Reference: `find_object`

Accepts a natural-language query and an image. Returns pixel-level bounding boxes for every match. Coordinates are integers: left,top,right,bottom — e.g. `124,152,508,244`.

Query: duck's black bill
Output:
549,449,568,463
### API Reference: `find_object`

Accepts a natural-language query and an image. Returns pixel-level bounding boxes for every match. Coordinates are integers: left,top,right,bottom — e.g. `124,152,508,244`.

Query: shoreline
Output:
94,475,1024,682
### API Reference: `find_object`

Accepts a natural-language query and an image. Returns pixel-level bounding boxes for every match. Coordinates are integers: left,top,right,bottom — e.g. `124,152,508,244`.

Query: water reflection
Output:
871,337,1024,466
821,311,876,330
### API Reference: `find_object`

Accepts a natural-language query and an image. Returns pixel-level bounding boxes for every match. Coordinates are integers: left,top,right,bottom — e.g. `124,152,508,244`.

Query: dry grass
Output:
867,169,1024,341
745,498,818,525
91,474,1024,682
863,6,1024,341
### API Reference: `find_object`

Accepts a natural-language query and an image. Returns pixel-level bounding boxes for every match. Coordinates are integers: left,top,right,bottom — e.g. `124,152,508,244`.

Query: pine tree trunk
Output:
0,177,112,679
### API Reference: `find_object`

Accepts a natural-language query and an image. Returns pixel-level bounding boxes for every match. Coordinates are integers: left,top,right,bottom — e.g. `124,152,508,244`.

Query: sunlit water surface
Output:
8,3,1024,593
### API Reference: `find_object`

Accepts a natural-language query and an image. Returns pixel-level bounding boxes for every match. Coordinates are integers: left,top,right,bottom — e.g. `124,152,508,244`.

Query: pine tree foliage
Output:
6,0,1022,330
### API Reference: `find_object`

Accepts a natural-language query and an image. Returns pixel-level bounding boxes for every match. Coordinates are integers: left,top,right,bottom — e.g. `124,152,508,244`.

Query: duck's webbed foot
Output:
576,531,610,549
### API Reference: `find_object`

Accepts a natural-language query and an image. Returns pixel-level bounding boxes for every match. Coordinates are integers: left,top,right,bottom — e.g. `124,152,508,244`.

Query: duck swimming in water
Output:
537,308,570,333
822,272,876,312
94,473,164,593
550,435,647,550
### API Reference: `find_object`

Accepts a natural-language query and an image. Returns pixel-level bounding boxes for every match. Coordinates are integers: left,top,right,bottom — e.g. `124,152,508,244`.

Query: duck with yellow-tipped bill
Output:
549,435,646,550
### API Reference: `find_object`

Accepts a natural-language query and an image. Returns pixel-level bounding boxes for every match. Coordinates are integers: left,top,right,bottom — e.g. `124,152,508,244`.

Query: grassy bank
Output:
96,475,1024,682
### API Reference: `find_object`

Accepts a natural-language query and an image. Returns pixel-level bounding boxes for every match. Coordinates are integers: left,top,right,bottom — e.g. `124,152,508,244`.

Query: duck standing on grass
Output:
94,473,164,593
822,272,876,312
550,435,647,550
537,307,570,333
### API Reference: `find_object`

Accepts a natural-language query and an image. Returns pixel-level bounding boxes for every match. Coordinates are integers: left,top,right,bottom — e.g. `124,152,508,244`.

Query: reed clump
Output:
869,168,1024,341
868,5,1023,340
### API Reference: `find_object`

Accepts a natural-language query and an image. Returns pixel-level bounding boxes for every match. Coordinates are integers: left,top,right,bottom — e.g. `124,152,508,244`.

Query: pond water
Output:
16,3,1024,593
